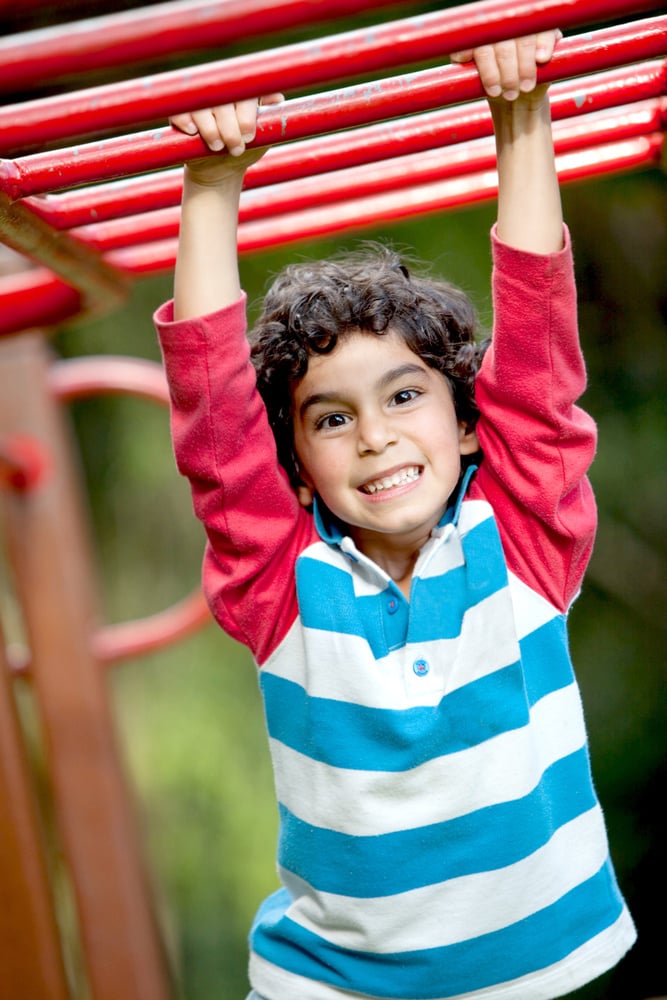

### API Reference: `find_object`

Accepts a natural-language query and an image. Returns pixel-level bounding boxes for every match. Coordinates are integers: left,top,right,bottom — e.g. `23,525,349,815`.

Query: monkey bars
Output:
0,7,664,339
0,2,665,999
0,0,409,94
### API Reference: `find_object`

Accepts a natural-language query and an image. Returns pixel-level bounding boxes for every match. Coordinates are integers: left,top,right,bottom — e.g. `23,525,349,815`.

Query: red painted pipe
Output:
163,133,667,258
2,19,665,200
99,131,664,268
22,62,667,229
68,101,667,252
0,270,82,337
0,0,406,93
0,0,661,154
0,130,661,338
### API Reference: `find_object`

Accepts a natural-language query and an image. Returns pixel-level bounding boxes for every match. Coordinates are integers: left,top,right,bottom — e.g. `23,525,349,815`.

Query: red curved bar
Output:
3,19,665,200
0,0,661,156
91,591,211,666
0,0,405,93
49,354,170,405
47,356,211,664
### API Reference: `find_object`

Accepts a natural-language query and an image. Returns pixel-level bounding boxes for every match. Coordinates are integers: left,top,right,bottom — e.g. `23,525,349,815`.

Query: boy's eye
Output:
392,388,421,406
315,412,350,430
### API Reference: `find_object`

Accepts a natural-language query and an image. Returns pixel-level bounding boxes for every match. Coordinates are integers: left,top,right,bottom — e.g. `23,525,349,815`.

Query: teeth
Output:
364,467,420,494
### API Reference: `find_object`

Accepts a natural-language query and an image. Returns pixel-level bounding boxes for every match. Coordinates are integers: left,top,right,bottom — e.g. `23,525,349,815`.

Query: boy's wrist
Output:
488,87,551,123
184,160,246,193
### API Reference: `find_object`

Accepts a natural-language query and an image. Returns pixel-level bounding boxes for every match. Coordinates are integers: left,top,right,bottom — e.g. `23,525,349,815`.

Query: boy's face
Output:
292,329,479,559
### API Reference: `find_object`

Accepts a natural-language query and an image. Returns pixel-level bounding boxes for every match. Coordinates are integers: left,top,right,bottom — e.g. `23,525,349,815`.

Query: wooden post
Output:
0,616,71,999
0,331,172,1000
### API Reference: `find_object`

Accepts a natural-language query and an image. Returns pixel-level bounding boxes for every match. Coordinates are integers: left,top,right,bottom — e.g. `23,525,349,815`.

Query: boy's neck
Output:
350,531,427,601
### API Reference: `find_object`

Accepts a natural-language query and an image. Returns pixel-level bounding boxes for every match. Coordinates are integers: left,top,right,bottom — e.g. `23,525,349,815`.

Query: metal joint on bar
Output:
0,193,129,323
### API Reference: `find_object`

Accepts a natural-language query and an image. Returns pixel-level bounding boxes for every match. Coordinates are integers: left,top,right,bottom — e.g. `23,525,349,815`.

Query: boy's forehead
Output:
291,328,438,407
296,326,416,374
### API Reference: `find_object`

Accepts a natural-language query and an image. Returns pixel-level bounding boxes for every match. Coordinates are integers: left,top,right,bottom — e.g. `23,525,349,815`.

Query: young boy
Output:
156,31,636,1000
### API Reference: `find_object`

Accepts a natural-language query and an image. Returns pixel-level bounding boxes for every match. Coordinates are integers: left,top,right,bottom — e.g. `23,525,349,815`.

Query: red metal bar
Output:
28,170,184,230
67,101,667,252
103,131,664,270
0,0,661,155
0,0,406,93
0,129,662,338
25,63,667,230
3,19,665,200
0,269,82,338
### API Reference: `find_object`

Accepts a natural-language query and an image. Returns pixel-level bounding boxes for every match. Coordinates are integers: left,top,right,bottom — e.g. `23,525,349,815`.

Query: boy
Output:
156,30,636,1000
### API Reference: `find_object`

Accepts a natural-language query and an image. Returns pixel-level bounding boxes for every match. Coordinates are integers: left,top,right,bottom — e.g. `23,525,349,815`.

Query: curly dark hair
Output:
249,244,485,489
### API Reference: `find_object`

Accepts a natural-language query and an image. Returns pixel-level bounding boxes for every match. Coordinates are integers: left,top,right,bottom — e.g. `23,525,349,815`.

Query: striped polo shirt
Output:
247,480,635,999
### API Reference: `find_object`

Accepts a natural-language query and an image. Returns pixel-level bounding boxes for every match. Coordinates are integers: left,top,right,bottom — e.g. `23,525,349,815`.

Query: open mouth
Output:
359,466,422,495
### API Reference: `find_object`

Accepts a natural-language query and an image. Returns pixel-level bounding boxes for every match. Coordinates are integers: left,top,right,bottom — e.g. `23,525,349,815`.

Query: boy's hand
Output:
451,30,562,102
170,93,284,182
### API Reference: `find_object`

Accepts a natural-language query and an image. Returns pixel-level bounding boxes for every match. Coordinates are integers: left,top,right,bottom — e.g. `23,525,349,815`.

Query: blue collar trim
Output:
313,465,478,546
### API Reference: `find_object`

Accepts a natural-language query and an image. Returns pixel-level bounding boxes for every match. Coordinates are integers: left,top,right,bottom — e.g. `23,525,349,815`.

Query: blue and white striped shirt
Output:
248,485,635,999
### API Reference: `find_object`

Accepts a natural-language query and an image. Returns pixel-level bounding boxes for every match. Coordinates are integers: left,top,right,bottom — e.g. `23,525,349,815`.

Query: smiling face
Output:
292,329,479,564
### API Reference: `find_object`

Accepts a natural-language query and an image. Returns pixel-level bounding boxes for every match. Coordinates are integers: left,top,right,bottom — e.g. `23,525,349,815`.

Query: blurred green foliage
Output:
51,164,666,1000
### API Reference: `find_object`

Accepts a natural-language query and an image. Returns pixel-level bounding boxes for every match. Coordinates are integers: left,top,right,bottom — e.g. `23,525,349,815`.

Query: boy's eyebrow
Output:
377,362,429,391
298,363,429,419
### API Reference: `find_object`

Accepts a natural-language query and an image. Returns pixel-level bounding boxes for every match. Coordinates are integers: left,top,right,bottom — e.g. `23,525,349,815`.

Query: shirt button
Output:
413,658,430,677
387,598,399,615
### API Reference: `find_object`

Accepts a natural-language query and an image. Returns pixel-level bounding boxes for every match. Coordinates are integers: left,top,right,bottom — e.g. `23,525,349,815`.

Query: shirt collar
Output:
313,464,478,548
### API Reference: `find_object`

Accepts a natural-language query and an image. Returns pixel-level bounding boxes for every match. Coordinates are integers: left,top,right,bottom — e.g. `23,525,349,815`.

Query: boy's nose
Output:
357,413,397,454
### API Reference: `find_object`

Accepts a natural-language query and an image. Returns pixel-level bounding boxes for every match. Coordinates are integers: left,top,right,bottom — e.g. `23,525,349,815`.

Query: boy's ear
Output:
458,422,479,455
296,483,315,508
293,455,315,508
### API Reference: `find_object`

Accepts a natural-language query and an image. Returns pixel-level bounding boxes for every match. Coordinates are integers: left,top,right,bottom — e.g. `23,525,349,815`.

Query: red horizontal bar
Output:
3,18,666,200
0,0,405,93
23,61,667,229
104,132,664,270
68,101,667,252
0,131,661,337
0,0,661,154
0,269,82,337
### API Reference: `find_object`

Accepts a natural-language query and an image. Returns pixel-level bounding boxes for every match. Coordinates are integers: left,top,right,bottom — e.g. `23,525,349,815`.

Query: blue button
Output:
387,598,399,615
413,658,429,677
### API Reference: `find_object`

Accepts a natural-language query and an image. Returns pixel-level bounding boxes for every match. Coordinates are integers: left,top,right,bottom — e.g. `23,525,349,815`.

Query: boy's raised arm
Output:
170,95,282,321
452,31,563,253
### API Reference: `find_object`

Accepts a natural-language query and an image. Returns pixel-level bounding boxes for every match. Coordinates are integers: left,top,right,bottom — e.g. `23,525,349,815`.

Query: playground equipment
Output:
0,1,665,997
